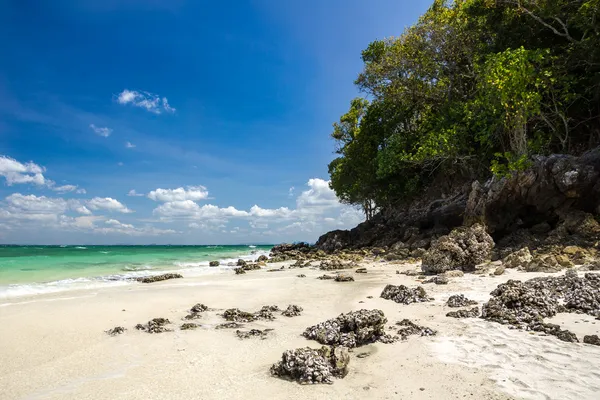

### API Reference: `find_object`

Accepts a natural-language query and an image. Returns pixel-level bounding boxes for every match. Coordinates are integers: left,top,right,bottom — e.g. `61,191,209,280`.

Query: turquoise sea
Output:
0,245,272,299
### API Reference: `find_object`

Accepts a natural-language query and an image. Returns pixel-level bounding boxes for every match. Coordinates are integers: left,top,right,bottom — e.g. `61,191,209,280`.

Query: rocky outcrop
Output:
380,285,431,305
185,303,208,320
137,273,183,283
421,224,494,274
282,305,303,317
270,346,350,384
303,309,393,348
503,248,533,269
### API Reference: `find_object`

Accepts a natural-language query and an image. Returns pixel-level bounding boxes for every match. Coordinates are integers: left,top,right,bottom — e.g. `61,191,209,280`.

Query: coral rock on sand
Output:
318,274,335,280
529,322,579,343
180,323,199,330
270,346,350,385
583,335,600,346
209,261,220,267
444,270,464,278
421,224,494,274
423,275,449,285
396,319,437,340
185,303,208,320
135,318,172,333
136,273,183,283
255,305,279,320
355,268,367,274
257,255,268,262
105,326,126,336
236,329,273,340
446,307,480,319
380,284,431,304
282,305,303,317
223,308,256,323
215,322,244,329
446,294,478,308
319,259,347,271
502,248,533,269
335,273,354,282
234,267,246,275
303,309,393,348
297,274,307,278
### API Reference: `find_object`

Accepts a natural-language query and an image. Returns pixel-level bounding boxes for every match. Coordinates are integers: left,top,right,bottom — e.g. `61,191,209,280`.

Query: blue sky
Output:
0,0,431,244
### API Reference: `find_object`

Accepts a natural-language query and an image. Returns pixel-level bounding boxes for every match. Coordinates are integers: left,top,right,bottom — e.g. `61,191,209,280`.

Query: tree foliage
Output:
329,0,600,215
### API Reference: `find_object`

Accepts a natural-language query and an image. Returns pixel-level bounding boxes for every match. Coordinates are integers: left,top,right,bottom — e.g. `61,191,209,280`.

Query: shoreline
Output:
1,258,598,399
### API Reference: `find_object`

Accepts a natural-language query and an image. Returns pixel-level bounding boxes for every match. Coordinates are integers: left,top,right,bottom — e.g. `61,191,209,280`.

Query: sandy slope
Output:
0,261,597,400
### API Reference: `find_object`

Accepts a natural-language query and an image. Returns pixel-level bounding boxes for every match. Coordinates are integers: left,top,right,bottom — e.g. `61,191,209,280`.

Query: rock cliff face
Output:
316,149,600,252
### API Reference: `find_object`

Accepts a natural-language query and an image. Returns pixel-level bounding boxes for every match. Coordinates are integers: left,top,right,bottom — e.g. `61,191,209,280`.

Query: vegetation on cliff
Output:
329,0,600,218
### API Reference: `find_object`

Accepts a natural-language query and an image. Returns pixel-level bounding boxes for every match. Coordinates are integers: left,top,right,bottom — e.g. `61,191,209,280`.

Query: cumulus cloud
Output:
0,156,47,186
125,142,136,149
127,189,145,197
148,186,209,202
51,184,78,194
87,197,133,213
89,124,112,137
288,186,295,197
153,201,248,220
116,89,176,114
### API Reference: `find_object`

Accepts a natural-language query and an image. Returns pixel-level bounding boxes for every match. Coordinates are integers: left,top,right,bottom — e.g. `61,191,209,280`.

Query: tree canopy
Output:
329,0,600,217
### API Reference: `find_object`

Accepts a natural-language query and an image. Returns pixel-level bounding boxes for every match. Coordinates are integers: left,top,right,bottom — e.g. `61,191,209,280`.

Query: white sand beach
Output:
1,260,599,400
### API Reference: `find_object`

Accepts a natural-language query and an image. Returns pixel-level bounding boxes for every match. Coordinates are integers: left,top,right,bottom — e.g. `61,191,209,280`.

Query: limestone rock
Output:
105,326,126,336
236,329,272,340
421,224,494,274
380,284,431,305
318,274,335,280
270,346,350,384
303,309,391,348
223,308,256,323
423,275,449,285
137,273,183,283
282,305,303,317
494,266,506,276
237,259,247,267
583,335,600,346
446,294,478,308
209,261,220,267
444,270,464,278
135,318,172,333
181,323,199,330
257,255,269,262
335,274,354,282
446,307,480,318
355,268,368,274
396,319,437,340
502,248,533,269
234,267,246,275
215,322,244,329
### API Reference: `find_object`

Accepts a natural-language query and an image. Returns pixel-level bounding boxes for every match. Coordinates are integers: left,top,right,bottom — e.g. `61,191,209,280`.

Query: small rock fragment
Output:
105,326,126,336
181,323,199,330
446,307,480,318
136,273,183,283
583,335,600,346
396,319,437,340
335,273,354,282
135,318,172,333
209,261,220,267
446,294,478,308
282,304,303,317
380,284,431,304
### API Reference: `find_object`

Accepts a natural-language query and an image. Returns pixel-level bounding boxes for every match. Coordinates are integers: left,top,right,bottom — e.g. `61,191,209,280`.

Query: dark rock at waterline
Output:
270,345,350,385
446,307,480,318
303,309,393,348
209,261,220,267
380,284,432,305
135,318,172,333
446,294,478,308
396,319,437,340
237,259,247,267
257,255,268,262
583,335,600,346
105,326,126,336
234,267,246,275
137,273,183,283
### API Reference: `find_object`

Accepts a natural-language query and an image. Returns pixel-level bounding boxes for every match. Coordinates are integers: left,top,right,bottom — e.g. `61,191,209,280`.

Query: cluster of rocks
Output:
222,305,294,322
215,322,244,329
482,271,600,342
380,284,432,305
446,294,478,308
395,319,437,340
135,318,172,333
181,322,199,330
234,259,264,275
136,273,183,283
302,309,394,348
270,346,350,385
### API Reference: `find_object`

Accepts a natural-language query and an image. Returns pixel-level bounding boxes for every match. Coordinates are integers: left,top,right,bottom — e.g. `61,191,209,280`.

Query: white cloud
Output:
148,186,209,202
128,189,145,197
0,156,47,186
89,124,112,137
87,197,133,214
249,205,293,219
153,201,249,220
76,188,87,194
116,89,176,114
51,184,78,194
296,178,339,211
125,142,136,149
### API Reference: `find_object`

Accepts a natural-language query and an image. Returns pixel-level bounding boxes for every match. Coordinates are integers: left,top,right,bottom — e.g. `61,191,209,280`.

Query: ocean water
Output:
0,245,272,300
